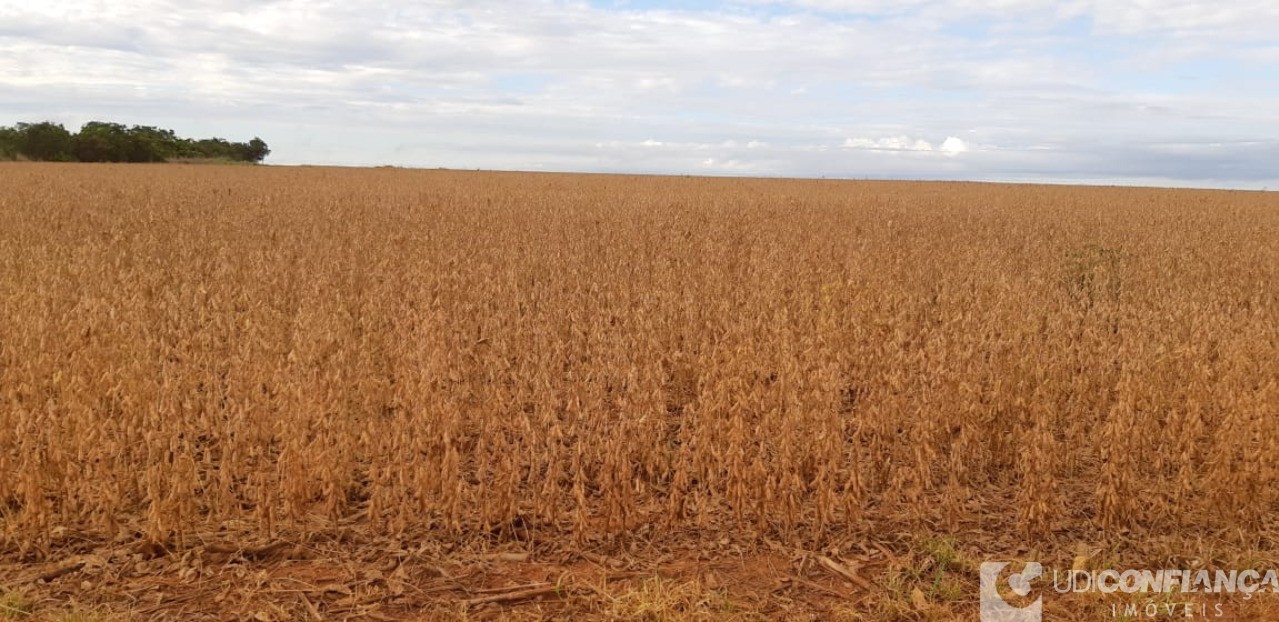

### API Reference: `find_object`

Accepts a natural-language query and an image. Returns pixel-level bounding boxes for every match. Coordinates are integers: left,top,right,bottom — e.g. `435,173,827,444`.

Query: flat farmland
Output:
2,163,1278,620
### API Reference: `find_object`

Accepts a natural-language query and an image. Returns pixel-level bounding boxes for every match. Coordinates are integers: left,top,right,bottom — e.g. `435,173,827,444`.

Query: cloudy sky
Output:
1,0,1277,188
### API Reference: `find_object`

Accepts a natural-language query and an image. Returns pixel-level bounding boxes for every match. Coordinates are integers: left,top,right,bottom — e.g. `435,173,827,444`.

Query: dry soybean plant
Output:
1,164,1278,561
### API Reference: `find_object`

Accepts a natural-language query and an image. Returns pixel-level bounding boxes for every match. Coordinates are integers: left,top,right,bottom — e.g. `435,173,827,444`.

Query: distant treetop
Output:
0,121,270,164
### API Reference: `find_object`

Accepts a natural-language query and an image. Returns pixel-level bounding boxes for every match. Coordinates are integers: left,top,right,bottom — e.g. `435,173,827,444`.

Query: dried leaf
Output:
910,587,928,610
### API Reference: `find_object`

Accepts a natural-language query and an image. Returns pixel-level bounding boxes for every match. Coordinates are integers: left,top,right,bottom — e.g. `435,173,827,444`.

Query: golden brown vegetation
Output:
1,164,1278,619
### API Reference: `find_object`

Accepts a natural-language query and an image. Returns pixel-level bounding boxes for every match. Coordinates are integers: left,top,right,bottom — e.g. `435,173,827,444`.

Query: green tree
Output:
16,122,73,161
3,120,269,164
125,125,179,161
73,122,130,162
0,125,17,159
243,137,271,163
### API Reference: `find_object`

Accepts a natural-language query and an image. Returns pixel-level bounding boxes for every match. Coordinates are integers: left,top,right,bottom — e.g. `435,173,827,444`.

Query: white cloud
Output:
0,0,1274,187
839,135,971,158
844,136,937,151
750,0,1279,41
940,136,969,154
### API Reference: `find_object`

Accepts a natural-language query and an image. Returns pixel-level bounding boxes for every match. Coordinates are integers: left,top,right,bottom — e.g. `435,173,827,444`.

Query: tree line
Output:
0,121,270,164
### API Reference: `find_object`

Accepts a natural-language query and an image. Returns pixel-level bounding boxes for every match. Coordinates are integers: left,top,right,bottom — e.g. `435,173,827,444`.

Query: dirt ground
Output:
6,516,1279,621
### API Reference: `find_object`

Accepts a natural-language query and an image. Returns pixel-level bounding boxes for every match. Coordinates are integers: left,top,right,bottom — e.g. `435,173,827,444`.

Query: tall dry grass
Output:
1,164,1277,559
